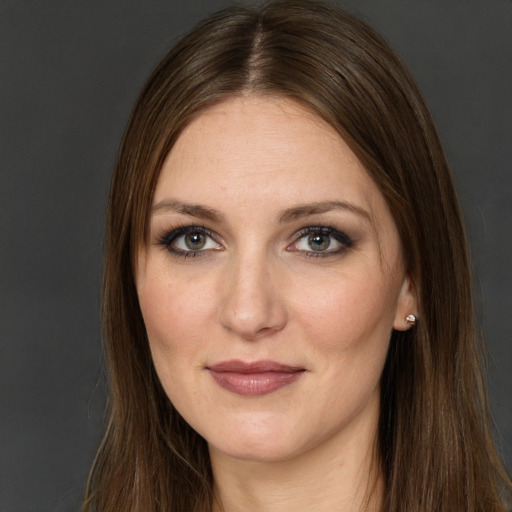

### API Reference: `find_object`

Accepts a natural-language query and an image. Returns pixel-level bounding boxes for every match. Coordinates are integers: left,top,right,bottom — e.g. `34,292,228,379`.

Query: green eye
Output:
159,226,222,256
289,226,353,257
185,232,207,250
307,233,331,251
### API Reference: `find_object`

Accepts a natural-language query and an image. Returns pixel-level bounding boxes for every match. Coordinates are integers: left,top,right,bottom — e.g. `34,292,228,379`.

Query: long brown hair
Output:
84,1,512,510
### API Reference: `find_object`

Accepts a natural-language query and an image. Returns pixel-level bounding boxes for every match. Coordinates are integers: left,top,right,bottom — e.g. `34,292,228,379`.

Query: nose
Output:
218,252,288,340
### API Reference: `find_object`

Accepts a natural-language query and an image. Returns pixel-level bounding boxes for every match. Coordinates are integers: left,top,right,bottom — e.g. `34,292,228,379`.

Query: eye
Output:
158,226,222,257
174,231,217,251
288,226,353,256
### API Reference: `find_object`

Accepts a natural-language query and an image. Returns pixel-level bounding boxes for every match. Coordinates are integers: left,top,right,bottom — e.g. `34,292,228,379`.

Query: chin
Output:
209,438,301,464
204,419,327,465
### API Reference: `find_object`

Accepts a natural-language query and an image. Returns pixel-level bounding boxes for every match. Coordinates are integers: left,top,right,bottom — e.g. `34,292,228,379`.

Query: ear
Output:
393,275,418,331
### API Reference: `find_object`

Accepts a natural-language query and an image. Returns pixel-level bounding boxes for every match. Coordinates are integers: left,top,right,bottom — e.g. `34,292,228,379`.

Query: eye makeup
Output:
287,225,354,258
155,222,355,260
156,225,222,258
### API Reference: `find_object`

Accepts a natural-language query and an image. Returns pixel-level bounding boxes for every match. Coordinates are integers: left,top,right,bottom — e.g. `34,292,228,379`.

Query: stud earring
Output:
405,314,417,326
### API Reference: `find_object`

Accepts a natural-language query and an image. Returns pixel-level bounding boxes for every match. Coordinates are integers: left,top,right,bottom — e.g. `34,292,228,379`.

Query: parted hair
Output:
84,1,511,511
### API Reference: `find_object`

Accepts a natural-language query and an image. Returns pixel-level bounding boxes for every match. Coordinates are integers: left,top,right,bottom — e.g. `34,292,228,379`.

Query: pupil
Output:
185,232,206,250
308,233,329,251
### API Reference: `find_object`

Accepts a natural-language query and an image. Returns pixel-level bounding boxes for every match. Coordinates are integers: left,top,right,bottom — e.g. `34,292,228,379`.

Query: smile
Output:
207,360,306,396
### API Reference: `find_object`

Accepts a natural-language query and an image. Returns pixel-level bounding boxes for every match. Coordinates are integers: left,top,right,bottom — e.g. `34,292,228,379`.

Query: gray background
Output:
1,1,511,511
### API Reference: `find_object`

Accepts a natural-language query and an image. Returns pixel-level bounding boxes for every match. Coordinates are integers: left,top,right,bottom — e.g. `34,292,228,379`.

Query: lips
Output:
207,359,305,396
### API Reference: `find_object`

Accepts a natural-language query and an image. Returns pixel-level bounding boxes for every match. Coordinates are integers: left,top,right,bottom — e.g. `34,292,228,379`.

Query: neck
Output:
210,395,383,512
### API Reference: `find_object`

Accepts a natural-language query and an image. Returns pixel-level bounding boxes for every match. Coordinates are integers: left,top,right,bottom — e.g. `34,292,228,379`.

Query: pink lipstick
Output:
207,359,305,396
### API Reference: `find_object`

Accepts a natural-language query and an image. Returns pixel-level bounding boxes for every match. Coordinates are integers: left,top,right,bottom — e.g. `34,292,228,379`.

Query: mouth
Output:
206,359,306,396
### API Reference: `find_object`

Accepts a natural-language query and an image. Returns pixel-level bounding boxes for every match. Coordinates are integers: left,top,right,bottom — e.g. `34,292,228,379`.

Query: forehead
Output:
154,95,381,213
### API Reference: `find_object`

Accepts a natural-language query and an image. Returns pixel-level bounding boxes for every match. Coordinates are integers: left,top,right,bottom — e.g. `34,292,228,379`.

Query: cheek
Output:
137,273,213,417
137,267,215,368
292,270,398,352
291,273,396,419
290,268,398,408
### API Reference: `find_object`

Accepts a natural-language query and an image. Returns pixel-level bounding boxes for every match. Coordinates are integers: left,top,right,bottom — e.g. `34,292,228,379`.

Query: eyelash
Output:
156,225,354,259
291,226,353,258
157,225,219,259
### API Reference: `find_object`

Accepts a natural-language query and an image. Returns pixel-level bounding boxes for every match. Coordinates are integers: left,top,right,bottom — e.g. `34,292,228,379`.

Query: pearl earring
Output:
405,314,417,326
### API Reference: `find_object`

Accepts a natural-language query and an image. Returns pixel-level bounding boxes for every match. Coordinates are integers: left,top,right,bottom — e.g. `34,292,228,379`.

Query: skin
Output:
136,95,417,511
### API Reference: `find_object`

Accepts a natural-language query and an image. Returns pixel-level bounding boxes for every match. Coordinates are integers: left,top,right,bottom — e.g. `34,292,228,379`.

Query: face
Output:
136,96,416,464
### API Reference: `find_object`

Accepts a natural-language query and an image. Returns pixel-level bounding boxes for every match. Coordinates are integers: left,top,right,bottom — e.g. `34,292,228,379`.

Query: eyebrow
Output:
152,199,225,222
277,201,372,224
151,199,371,224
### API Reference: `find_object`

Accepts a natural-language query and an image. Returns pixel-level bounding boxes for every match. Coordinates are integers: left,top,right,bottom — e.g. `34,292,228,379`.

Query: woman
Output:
84,1,512,510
